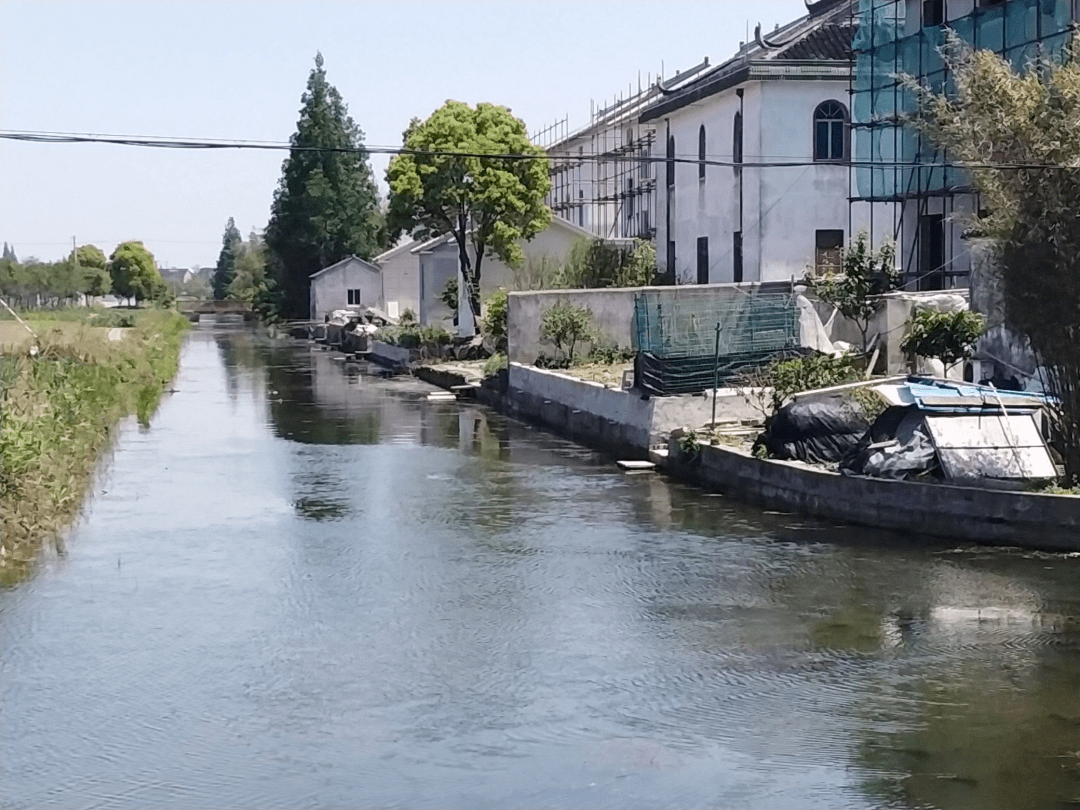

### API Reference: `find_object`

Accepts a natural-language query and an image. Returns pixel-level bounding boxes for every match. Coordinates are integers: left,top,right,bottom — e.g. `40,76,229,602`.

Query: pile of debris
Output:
320,307,395,353
757,376,1059,487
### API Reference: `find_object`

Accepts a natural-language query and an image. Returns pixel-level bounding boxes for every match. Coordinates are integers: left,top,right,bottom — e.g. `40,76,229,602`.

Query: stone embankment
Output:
414,358,1080,551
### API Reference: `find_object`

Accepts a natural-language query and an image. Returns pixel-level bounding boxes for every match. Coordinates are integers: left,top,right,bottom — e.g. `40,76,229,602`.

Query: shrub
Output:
539,301,594,364
483,289,508,348
739,353,861,418
399,308,417,325
586,342,635,365
901,309,986,374
483,352,508,377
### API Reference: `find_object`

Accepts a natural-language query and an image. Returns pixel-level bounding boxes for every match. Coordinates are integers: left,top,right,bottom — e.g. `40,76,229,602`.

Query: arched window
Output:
698,125,707,181
814,100,848,161
733,111,743,165
666,135,676,188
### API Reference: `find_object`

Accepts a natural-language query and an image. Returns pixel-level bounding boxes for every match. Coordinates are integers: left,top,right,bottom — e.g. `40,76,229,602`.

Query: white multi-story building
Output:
642,0,893,285
537,60,712,244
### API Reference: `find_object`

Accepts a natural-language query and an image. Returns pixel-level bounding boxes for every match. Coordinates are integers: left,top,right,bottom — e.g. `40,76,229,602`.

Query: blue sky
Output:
2,0,809,269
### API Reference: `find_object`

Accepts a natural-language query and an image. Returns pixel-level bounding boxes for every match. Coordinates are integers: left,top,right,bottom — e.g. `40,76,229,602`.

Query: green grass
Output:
0,309,188,576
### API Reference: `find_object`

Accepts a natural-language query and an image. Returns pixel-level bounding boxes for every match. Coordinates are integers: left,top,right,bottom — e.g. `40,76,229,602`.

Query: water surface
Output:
2,327,1079,809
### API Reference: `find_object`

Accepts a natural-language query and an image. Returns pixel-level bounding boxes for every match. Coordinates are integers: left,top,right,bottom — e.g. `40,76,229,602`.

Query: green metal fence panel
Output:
633,291,798,395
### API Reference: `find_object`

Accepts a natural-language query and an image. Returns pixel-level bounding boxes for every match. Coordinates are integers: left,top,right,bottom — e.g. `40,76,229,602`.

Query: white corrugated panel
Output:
924,413,1056,480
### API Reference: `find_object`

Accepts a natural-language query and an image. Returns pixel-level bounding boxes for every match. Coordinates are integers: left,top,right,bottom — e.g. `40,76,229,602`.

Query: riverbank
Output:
0,309,189,573
411,357,1080,551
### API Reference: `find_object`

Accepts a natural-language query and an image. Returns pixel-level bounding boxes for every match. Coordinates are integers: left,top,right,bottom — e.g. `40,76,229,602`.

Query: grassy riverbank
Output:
0,309,188,572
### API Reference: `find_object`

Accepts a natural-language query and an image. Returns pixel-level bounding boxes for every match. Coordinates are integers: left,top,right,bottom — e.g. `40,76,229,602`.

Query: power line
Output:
2,128,1078,172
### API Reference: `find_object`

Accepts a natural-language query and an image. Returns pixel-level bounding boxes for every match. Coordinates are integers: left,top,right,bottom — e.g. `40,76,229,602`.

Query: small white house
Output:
309,255,384,321
375,217,611,328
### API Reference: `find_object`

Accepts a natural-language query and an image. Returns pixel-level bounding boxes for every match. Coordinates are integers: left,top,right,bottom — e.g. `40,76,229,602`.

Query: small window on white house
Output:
347,289,362,305
698,125,707,181
815,230,844,275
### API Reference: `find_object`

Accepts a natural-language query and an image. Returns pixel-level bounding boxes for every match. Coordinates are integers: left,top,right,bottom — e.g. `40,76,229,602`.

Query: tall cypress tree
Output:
265,53,383,319
212,217,242,300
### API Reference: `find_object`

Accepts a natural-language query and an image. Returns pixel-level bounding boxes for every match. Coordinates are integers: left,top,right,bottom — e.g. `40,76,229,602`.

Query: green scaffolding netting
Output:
633,291,798,395
853,0,1072,201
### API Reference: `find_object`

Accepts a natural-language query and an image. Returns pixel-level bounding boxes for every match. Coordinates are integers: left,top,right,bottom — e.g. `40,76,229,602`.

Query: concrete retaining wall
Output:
506,363,758,457
510,283,973,377
507,281,794,364
666,437,1080,551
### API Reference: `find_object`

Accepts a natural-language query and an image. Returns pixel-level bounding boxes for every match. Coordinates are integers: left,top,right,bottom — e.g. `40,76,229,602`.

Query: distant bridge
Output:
178,299,254,321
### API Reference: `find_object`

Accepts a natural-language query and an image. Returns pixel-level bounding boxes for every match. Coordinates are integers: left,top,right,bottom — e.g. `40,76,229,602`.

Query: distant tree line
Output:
0,240,173,308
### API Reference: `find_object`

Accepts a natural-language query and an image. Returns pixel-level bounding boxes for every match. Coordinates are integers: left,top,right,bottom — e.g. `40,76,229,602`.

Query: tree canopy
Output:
212,217,242,300
911,36,1080,479
74,244,111,299
109,241,163,304
265,52,384,319
386,100,551,330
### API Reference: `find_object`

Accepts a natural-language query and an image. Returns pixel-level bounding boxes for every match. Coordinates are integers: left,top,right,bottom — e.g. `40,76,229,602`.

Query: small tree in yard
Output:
803,233,900,356
482,288,508,351
907,35,1080,480
901,309,986,376
540,302,594,364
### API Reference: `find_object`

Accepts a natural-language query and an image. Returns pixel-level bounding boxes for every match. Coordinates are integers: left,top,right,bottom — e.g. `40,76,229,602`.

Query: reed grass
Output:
0,309,188,576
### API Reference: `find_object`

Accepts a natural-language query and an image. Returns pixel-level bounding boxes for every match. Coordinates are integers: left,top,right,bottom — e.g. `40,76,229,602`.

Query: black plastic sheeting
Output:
840,406,940,480
754,393,871,464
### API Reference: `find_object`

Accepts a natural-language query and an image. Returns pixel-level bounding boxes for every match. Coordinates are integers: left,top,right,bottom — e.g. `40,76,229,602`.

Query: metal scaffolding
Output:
849,0,1074,290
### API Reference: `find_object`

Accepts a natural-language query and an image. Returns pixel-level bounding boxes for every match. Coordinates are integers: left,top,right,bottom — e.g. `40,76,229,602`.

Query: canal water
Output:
2,325,1080,810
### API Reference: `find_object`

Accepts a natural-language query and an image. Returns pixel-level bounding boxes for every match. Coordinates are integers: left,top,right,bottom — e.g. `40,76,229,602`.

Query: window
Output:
698,125,707,181
814,230,844,275
813,100,848,162
918,214,945,291
666,135,676,188
347,288,362,305
697,237,709,284
922,0,944,26
733,232,743,283
733,111,743,165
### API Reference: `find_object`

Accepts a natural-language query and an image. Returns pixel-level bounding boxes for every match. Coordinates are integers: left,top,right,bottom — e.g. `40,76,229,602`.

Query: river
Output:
2,325,1079,810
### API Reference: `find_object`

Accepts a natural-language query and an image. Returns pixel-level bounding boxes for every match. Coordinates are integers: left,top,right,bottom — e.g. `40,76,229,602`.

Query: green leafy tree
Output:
181,273,212,299
556,238,657,289
803,232,899,355
109,241,163,305
386,100,551,332
2,243,18,263
901,309,987,375
539,301,594,364
906,36,1080,479
212,217,242,300
227,230,271,304
72,244,111,301
265,53,384,319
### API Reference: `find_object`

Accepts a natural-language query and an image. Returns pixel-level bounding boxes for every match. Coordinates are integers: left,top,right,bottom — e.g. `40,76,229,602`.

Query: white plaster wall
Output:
378,245,420,320
655,78,894,287
507,280,796,364
310,259,384,321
